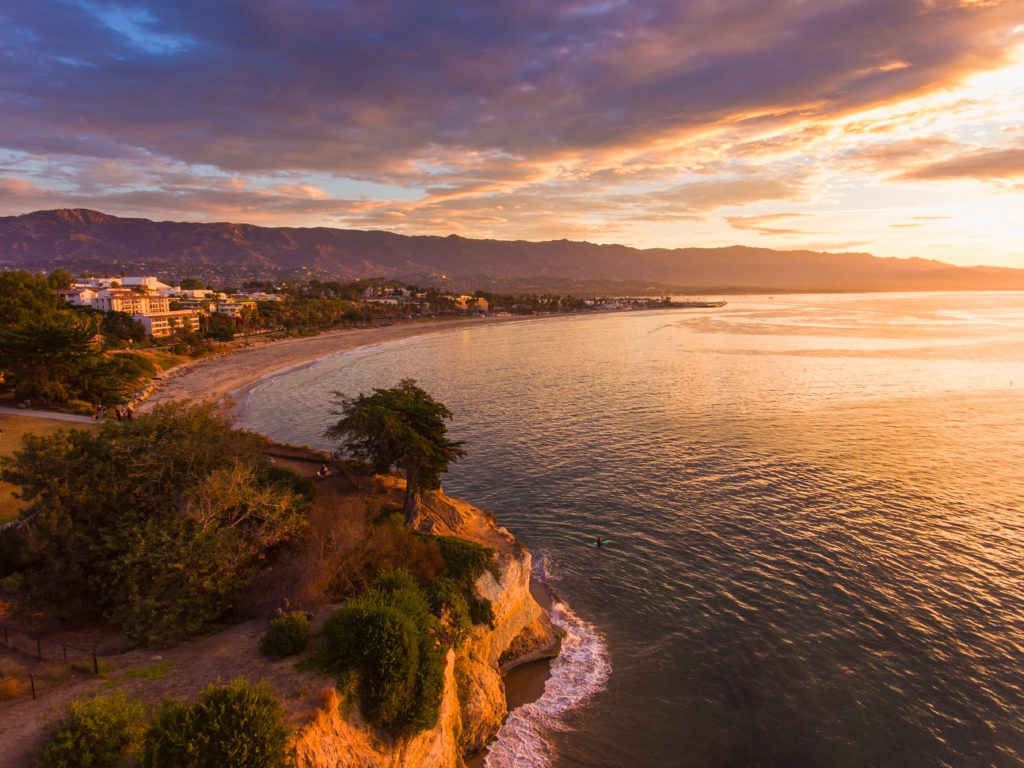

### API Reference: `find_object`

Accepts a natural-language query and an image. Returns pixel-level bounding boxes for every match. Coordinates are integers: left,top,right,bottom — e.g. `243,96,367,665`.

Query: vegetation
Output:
325,379,465,523
320,571,445,733
42,691,148,768
0,402,308,644
259,612,311,658
436,536,497,629
0,271,153,406
141,679,292,768
312,532,498,734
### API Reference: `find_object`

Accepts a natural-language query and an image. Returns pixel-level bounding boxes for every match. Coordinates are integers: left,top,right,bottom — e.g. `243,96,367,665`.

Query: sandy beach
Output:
138,316,527,413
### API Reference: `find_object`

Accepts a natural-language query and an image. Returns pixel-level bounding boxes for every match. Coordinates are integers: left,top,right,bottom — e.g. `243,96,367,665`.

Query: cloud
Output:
1,0,1019,178
726,213,818,236
899,144,1024,180
0,0,1022,264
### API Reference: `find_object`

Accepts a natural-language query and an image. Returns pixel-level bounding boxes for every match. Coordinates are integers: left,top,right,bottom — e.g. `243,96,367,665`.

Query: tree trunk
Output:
403,465,421,527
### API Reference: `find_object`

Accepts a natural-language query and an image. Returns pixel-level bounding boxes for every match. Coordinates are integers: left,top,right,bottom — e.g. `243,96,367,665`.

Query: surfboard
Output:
588,539,613,547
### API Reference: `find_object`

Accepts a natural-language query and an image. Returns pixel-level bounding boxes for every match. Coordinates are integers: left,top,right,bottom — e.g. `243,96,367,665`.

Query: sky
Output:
1,1,1023,268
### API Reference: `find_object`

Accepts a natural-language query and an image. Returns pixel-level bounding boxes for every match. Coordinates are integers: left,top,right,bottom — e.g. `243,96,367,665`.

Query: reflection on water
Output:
241,293,1024,767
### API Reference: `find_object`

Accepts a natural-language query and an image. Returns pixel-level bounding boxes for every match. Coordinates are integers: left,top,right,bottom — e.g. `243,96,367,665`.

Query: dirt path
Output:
0,612,337,768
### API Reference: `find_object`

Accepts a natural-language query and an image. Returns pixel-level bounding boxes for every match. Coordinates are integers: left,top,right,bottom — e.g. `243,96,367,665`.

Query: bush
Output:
428,577,472,646
469,595,495,629
436,536,499,584
320,571,444,733
43,691,147,768
260,612,310,658
142,678,291,768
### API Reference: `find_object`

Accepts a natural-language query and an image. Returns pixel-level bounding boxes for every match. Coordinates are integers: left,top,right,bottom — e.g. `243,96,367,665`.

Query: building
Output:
92,288,170,315
134,309,200,338
54,287,98,306
214,300,257,318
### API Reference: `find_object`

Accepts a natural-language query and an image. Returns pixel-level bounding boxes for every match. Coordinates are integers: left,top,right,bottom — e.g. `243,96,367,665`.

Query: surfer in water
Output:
594,536,607,547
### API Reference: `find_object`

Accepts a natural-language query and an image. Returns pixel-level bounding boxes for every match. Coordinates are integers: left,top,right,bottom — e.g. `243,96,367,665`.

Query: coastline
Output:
135,313,557,765
136,315,530,414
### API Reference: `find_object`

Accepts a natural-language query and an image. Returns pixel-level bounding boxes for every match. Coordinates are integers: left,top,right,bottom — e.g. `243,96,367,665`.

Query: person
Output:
317,464,330,478
595,537,604,547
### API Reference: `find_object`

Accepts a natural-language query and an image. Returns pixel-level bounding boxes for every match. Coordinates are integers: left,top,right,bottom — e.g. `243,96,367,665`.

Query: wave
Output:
484,554,612,768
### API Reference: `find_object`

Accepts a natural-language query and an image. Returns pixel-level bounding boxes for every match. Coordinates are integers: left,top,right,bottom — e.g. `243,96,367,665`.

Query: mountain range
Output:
1,208,1021,293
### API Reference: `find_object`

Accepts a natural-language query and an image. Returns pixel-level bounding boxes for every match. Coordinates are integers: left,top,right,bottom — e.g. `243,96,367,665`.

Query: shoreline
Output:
135,313,557,764
136,315,531,414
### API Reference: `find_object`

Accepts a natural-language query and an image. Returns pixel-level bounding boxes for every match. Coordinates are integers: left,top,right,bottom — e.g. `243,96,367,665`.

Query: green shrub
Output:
260,612,311,658
43,691,147,768
321,571,444,734
436,536,499,584
469,595,495,629
433,536,498,629
428,577,472,646
141,678,291,768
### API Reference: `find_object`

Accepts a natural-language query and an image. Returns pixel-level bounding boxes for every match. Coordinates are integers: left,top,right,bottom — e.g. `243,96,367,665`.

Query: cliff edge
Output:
291,482,559,767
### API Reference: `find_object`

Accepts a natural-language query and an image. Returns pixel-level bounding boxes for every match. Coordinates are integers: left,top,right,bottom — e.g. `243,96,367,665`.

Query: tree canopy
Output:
0,270,151,405
0,401,309,644
325,379,465,524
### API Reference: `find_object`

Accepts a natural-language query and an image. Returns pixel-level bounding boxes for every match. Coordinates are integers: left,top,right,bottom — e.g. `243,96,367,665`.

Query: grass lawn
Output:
0,415,96,524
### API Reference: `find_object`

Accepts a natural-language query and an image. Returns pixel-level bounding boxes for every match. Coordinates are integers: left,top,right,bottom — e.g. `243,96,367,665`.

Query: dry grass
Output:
0,415,97,524
239,475,446,618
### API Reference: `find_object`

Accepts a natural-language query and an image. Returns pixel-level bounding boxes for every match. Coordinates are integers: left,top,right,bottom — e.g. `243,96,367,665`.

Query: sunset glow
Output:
1,1,1023,266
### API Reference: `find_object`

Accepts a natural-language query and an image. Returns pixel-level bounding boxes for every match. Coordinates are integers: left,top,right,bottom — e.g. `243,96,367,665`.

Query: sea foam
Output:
484,554,611,768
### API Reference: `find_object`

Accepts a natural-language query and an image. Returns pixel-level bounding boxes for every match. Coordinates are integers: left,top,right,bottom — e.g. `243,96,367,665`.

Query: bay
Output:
239,292,1024,768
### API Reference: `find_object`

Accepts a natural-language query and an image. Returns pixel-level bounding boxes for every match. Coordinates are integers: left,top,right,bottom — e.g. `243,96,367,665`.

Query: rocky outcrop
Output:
291,491,559,768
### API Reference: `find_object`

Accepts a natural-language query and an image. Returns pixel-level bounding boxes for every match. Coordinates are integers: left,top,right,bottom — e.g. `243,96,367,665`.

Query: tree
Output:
325,379,465,524
0,402,308,643
0,270,61,325
0,312,115,404
142,679,291,768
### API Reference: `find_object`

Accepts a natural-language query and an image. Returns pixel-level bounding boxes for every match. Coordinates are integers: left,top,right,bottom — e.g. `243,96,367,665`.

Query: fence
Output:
0,621,100,700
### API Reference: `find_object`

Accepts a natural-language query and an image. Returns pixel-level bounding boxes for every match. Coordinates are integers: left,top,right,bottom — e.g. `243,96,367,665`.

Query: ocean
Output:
238,292,1024,768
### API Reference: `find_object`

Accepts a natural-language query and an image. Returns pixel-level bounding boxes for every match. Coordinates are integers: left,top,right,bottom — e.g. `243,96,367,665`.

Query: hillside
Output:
1,208,1022,292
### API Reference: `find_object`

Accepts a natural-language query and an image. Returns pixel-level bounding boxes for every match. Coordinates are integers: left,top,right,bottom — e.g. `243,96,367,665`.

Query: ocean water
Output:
238,292,1024,768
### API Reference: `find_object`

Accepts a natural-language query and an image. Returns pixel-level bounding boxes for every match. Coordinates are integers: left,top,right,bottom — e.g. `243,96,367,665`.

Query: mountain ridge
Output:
1,208,1021,293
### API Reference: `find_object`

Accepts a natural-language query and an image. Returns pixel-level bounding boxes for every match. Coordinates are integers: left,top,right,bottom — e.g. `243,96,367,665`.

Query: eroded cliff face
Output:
292,490,558,768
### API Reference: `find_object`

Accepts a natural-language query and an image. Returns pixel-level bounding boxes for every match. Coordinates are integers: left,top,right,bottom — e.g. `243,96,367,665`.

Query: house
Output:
55,287,98,306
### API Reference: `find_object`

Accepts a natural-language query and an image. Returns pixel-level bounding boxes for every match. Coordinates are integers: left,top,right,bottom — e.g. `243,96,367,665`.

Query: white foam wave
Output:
484,555,611,768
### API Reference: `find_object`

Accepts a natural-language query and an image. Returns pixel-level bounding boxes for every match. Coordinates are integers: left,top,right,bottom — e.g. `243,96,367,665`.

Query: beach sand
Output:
138,316,527,412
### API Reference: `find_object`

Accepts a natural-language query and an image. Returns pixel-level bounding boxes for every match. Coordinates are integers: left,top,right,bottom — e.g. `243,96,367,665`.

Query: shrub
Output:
434,536,498,629
436,536,499,584
260,612,311,658
320,571,444,734
43,691,147,768
142,678,291,768
469,595,495,629
428,577,472,646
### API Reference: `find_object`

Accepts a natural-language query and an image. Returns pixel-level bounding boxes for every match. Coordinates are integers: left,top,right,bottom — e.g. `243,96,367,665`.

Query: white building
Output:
215,301,257,318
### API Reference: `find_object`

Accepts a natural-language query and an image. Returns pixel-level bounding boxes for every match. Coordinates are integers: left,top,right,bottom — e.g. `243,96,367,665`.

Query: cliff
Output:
291,485,559,767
